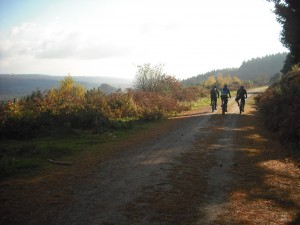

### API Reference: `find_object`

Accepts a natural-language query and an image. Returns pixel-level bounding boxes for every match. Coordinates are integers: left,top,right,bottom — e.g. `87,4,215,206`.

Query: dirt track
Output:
1,88,300,225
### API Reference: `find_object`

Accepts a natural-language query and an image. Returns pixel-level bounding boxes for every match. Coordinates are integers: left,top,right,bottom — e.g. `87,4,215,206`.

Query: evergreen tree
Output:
268,0,300,70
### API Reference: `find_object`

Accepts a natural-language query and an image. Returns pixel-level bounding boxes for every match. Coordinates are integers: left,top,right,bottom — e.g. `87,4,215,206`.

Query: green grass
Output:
189,97,211,109
0,120,159,180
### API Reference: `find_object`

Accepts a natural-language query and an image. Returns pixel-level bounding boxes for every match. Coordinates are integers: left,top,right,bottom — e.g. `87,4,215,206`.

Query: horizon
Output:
0,73,134,80
0,0,288,79
0,51,287,80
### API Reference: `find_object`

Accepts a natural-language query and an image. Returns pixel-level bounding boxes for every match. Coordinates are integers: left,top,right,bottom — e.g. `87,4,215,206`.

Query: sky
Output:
0,0,288,80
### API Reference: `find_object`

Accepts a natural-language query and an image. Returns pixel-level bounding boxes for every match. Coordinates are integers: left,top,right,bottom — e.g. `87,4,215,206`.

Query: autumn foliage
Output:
256,65,300,149
202,74,246,90
0,75,204,138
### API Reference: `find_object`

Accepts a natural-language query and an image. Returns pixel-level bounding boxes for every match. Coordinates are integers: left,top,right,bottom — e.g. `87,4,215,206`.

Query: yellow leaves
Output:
232,75,242,85
6,102,22,119
203,76,216,87
203,74,243,88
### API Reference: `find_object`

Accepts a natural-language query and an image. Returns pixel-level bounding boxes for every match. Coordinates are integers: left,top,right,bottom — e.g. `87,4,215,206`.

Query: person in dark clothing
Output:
210,85,220,110
220,84,231,112
235,86,247,111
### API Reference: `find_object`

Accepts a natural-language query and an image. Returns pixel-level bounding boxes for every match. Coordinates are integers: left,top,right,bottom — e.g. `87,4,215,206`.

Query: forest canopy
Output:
182,53,287,86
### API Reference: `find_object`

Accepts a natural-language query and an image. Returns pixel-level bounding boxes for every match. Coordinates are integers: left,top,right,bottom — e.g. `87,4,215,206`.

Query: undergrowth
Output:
255,65,300,151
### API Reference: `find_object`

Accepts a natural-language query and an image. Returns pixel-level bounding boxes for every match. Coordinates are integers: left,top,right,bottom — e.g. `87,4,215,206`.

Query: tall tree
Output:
268,0,300,69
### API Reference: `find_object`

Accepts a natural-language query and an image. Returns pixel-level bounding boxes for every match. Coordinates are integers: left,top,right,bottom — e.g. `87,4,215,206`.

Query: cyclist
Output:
210,85,220,110
235,86,247,111
220,84,231,112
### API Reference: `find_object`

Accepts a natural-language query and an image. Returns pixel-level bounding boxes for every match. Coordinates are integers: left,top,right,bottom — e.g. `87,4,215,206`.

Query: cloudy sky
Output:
0,0,287,79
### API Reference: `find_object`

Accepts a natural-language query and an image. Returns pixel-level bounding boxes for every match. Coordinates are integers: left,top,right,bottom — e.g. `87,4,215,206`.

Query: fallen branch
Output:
47,159,72,166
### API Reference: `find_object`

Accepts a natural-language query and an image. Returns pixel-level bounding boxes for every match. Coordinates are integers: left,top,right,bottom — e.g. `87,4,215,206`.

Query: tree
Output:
203,75,216,87
134,63,180,94
268,0,300,69
232,76,242,86
269,72,283,83
281,52,294,73
44,74,86,116
134,64,163,92
216,75,225,87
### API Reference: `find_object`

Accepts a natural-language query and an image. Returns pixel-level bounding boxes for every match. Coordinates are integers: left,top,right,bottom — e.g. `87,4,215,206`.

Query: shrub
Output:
257,65,300,149
133,91,179,120
0,74,206,138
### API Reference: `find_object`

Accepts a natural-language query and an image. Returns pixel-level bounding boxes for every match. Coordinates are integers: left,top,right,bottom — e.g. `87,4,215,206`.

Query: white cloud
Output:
0,0,288,79
0,20,131,61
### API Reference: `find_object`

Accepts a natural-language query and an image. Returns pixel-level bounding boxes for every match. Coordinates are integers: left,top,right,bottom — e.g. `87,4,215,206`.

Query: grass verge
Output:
0,120,163,180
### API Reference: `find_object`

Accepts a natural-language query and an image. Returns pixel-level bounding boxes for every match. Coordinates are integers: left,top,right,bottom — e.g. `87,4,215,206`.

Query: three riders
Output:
210,84,247,113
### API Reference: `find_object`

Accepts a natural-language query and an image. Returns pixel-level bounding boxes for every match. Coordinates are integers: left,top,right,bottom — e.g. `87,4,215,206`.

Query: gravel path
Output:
52,109,215,224
50,91,252,225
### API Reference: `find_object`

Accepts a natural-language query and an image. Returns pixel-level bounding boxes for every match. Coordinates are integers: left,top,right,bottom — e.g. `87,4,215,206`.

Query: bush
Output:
0,74,206,139
256,65,300,149
133,91,179,120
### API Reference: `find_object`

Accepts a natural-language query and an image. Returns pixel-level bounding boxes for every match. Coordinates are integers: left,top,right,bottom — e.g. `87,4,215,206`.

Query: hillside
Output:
182,53,288,86
0,74,133,100
237,52,288,81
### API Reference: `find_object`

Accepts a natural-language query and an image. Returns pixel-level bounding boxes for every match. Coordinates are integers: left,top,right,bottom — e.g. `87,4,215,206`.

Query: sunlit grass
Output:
188,97,210,109
186,97,210,110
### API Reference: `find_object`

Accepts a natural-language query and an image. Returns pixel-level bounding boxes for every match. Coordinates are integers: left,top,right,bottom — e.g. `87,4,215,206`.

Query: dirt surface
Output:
1,88,300,225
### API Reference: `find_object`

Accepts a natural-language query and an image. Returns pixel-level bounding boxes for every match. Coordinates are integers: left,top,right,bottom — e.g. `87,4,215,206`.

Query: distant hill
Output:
237,53,287,81
0,74,133,101
182,52,288,86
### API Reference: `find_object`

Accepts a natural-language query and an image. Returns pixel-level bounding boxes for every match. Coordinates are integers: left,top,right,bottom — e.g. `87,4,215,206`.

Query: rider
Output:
235,85,247,111
220,84,231,112
210,85,220,110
